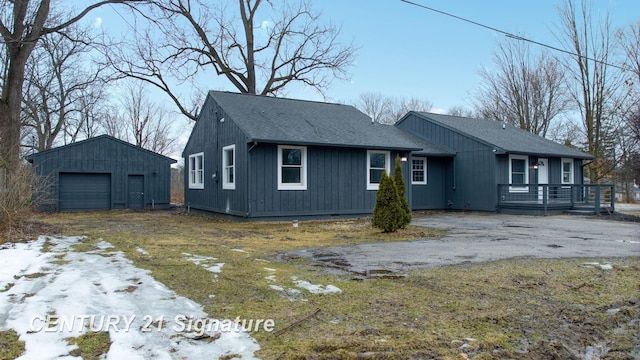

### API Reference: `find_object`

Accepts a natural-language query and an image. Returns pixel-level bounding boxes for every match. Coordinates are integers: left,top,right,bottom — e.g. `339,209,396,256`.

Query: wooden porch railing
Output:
497,184,615,215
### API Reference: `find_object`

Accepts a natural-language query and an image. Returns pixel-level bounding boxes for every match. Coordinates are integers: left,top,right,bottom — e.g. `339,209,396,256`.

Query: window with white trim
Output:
509,154,528,192
188,152,204,189
367,150,390,190
222,145,235,190
411,157,427,185
278,145,307,190
562,158,574,184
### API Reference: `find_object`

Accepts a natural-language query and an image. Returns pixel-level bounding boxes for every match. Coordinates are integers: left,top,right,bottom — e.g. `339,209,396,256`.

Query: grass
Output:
0,330,25,359
12,210,640,359
66,332,112,360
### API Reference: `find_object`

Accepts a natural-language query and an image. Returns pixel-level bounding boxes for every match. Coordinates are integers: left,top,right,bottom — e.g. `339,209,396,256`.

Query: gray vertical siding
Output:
183,97,249,216
397,114,497,211
410,156,448,210
247,144,403,217
29,136,174,211
184,95,413,218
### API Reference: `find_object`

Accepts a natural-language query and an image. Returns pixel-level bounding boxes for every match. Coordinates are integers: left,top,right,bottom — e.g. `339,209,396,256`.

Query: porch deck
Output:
497,184,615,215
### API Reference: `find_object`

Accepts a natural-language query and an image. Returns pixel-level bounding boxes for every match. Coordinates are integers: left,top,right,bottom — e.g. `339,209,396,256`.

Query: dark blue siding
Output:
397,114,497,211
247,144,396,217
29,136,174,211
183,96,249,215
410,157,448,210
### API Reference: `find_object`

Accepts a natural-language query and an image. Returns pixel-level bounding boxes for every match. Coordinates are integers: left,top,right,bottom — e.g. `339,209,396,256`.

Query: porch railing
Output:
497,184,615,214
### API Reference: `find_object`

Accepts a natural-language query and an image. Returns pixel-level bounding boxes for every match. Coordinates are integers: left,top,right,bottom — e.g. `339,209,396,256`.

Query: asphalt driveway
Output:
293,212,640,274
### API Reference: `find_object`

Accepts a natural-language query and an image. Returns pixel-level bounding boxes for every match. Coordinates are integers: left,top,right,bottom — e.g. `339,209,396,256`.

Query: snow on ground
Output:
0,236,260,359
183,253,225,274
293,280,342,295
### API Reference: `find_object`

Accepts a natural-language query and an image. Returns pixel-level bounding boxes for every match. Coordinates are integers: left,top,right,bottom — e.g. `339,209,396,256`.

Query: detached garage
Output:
27,135,176,212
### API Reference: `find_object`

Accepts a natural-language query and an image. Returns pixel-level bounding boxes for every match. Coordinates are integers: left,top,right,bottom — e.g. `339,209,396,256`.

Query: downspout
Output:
245,141,258,218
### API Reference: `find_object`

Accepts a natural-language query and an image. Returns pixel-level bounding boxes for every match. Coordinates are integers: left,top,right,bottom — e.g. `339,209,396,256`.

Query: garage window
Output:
189,152,204,189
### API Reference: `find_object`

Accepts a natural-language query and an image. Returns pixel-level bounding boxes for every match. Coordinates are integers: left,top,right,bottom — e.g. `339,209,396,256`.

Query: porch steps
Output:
565,206,613,216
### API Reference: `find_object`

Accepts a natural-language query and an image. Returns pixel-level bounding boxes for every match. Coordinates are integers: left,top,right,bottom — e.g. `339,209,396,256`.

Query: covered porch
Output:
497,184,615,215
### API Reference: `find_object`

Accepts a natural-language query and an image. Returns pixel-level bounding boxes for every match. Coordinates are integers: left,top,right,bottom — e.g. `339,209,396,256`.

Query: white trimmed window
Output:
367,150,390,190
562,158,574,185
278,145,307,190
188,152,204,189
222,145,235,190
509,154,528,192
411,157,427,185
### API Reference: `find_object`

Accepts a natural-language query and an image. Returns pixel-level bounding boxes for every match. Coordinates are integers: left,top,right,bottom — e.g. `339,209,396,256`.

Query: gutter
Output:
245,141,258,218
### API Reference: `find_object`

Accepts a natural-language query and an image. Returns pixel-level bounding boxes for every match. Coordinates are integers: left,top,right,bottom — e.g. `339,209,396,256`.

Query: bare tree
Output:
109,81,176,156
0,0,142,172
447,105,476,118
353,93,432,125
354,92,392,124
388,96,433,124
107,0,357,121
21,23,109,152
618,21,640,84
555,0,629,182
473,38,570,137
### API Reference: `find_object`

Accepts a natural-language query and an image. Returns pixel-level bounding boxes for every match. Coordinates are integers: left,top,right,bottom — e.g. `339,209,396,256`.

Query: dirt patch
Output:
24,211,640,359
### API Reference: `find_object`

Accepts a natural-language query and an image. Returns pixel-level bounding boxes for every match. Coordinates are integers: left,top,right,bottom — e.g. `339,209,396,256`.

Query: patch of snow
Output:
205,263,225,273
95,241,114,250
231,249,248,253
616,240,640,244
135,247,149,255
583,262,614,270
293,279,342,295
183,253,225,274
0,236,260,359
265,275,276,282
268,285,302,301
263,268,276,272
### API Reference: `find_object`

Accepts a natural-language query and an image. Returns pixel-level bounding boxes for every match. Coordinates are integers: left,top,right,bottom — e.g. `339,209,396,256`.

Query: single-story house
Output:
27,135,176,212
182,91,453,218
396,112,607,214
183,91,609,218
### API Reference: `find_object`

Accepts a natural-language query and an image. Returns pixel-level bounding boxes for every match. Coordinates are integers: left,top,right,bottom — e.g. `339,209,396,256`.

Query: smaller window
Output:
223,145,235,190
367,150,390,190
188,152,204,189
411,157,427,185
278,145,307,190
509,155,528,192
562,158,574,185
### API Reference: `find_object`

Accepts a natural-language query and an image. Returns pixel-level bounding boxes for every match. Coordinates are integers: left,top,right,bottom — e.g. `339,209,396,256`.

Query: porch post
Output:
610,185,615,213
543,185,548,215
594,185,601,215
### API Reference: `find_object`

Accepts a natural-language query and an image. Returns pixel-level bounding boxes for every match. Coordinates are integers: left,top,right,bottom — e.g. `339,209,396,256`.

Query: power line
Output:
399,0,629,71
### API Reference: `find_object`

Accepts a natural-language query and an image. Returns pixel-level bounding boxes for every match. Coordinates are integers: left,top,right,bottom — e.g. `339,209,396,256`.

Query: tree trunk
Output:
0,62,28,171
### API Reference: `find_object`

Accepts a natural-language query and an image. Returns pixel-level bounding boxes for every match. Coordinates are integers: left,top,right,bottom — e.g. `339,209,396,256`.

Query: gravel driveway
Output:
293,212,640,274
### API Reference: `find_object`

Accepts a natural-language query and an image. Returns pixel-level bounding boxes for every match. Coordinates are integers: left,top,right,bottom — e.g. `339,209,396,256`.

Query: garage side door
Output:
59,173,111,211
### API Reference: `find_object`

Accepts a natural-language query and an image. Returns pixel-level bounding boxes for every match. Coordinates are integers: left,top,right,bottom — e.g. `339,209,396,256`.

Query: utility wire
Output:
399,0,629,71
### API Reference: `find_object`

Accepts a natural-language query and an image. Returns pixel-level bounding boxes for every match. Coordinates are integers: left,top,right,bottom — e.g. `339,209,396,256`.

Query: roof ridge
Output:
208,90,352,108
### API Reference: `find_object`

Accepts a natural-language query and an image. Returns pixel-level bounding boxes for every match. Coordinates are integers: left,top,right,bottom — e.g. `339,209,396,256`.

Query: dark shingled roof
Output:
407,112,594,159
25,135,177,163
207,91,453,156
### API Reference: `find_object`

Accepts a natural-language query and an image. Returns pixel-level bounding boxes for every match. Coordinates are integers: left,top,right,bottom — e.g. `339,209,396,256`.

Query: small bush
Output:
393,156,412,228
0,162,51,242
372,171,404,232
